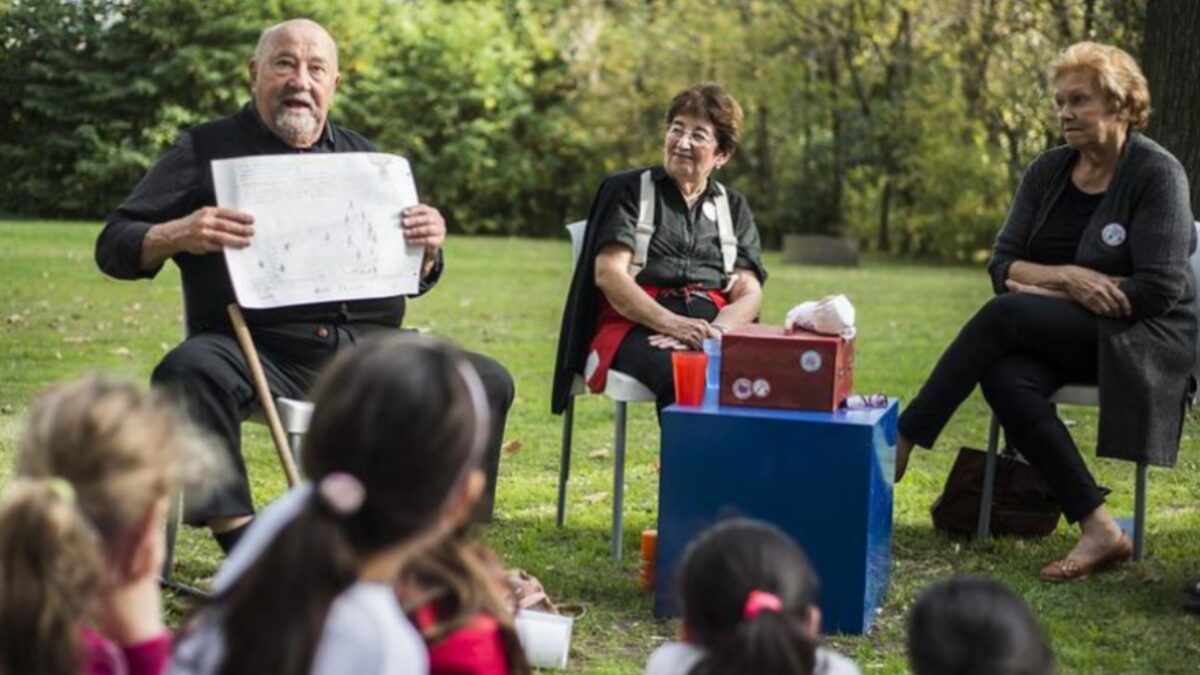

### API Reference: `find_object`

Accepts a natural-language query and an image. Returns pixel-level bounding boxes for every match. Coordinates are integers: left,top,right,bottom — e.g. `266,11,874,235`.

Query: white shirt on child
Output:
168,487,429,675
645,640,861,675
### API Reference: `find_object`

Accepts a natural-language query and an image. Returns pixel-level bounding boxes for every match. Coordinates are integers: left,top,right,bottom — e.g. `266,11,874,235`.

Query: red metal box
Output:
718,324,854,411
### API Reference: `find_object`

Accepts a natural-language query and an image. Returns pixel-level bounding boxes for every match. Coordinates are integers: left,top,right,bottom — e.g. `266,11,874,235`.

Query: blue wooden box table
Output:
655,398,898,635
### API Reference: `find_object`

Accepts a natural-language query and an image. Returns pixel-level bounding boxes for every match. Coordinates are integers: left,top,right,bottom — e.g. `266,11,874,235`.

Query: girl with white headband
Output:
645,519,860,675
171,334,492,675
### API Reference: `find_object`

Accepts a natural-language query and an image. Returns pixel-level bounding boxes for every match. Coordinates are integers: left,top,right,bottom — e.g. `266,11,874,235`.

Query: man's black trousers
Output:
152,322,514,526
898,293,1107,523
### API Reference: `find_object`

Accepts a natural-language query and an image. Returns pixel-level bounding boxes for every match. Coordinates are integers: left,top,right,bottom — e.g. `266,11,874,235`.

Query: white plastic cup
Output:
514,609,574,669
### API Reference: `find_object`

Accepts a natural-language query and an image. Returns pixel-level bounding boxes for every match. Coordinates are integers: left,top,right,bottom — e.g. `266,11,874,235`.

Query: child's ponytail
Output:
678,519,823,675
690,589,818,675
0,480,105,675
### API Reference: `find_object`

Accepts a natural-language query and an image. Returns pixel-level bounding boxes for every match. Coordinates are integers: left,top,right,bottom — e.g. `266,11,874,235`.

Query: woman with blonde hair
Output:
895,41,1196,580
0,376,213,675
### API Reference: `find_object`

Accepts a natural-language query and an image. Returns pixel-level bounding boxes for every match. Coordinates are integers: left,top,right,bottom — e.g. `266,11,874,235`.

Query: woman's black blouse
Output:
590,166,767,289
1027,178,1106,266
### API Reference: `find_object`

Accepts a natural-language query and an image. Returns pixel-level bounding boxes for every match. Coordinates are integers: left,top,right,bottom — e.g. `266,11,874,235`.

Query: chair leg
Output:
158,494,209,599
977,413,1002,540
556,397,575,528
612,400,627,561
161,490,182,583
288,432,304,469
1133,462,1148,562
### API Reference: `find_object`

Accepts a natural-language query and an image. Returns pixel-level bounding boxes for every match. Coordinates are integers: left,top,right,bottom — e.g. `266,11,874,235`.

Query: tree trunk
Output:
1143,0,1200,216
829,52,845,237
877,177,893,252
754,103,774,216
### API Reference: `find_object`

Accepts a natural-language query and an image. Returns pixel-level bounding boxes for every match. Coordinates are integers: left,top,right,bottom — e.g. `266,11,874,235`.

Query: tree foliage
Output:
1,0,1171,259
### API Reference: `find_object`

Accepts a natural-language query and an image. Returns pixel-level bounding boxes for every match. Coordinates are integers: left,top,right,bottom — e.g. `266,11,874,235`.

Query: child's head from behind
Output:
677,518,822,675
216,334,491,675
907,576,1054,675
301,332,491,553
0,376,206,675
17,376,203,547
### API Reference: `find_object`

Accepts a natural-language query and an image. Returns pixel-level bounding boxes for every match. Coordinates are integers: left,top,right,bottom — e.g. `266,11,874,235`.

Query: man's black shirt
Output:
96,103,443,334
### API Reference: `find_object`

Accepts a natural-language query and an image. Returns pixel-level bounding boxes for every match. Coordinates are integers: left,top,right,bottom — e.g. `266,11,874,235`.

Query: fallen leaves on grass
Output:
582,491,607,504
110,347,133,358
1136,566,1164,584
588,447,610,461
502,440,522,455
6,314,25,326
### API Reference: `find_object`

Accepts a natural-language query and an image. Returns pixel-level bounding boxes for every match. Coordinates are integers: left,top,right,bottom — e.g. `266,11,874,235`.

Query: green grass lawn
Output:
2,221,1198,673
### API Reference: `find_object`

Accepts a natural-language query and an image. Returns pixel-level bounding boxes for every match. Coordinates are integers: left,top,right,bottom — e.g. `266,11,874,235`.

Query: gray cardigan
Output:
988,133,1197,466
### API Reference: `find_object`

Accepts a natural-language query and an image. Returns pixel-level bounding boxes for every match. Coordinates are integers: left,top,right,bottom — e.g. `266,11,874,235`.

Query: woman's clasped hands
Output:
648,314,720,350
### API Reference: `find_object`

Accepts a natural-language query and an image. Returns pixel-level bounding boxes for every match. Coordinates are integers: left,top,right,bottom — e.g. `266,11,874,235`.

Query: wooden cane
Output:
227,303,301,487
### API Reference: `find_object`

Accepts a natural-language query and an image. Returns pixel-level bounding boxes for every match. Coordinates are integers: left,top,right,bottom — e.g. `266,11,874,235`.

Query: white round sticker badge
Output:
1101,222,1126,247
702,200,718,221
732,377,753,400
752,378,771,398
800,350,823,373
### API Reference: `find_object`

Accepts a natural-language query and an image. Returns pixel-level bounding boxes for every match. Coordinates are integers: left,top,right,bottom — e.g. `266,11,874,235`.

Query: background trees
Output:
2,0,1182,259
1142,0,1200,216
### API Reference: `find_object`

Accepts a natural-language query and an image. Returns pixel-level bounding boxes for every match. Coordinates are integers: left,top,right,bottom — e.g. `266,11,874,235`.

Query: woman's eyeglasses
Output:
666,124,716,148
844,393,888,410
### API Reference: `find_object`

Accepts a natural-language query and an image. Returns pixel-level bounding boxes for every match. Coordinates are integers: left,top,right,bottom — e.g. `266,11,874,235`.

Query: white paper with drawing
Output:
214,152,422,308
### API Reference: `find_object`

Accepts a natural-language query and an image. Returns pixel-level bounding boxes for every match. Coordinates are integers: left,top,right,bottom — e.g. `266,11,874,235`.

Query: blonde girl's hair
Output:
0,376,216,675
0,480,104,675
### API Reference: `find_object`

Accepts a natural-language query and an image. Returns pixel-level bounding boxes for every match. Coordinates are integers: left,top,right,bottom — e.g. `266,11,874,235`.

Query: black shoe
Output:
213,520,252,555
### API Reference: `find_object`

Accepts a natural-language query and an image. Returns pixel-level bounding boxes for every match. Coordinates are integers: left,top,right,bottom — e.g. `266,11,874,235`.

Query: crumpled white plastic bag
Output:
784,294,856,338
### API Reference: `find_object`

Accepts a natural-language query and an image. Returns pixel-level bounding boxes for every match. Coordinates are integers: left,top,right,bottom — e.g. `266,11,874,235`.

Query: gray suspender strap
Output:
713,183,737,277
629,170,738,280
630,170,656,277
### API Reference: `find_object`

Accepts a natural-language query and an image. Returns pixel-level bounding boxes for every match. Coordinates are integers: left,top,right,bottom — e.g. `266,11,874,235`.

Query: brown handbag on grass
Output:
931,446,1062,538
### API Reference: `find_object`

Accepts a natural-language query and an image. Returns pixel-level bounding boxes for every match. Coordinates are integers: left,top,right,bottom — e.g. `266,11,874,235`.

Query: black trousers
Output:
898,293,1106,523
152,322,514,526
611,294,720,416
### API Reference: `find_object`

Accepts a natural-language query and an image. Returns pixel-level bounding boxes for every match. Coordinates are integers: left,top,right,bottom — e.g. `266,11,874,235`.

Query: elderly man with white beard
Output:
95,19,515,554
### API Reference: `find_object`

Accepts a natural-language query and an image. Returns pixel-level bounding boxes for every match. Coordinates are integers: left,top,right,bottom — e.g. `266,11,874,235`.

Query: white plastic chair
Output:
162,301,315,593
977,221,1200,563
556,220,656,560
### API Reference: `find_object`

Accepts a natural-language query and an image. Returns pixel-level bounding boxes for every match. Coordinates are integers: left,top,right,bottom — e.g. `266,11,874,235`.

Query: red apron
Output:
586,284,729,393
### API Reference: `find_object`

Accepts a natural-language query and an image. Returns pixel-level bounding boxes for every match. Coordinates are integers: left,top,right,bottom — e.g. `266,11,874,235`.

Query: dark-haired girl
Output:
907,576,1054,675
644,519,860,675
171,334,493,675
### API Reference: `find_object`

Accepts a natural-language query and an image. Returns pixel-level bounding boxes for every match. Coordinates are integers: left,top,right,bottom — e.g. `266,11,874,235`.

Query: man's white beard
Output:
274,109,318,143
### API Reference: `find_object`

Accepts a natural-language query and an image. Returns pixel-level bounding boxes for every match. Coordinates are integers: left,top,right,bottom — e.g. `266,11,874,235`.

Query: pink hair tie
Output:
743,590,783,620
318,472,366,516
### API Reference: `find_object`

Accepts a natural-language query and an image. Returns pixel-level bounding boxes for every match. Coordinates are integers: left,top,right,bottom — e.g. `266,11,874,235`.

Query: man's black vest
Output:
177,105,406,332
